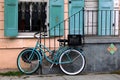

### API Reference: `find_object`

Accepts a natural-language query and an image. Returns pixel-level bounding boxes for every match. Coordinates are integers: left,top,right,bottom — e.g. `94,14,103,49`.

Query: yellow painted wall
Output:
0,0,68,71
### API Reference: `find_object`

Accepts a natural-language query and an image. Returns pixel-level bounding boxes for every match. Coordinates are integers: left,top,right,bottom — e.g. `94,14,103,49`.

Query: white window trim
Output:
17,32,35,38
17,32,49,38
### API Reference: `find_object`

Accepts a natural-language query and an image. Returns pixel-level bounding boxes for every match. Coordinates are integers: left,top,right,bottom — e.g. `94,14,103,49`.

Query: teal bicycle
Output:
17,32,85,75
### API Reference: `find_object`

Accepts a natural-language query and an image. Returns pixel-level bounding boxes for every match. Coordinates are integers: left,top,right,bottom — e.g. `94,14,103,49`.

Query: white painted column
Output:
113,0,119,35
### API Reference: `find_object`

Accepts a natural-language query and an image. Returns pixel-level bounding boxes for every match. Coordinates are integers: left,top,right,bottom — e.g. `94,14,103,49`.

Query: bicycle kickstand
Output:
49,63,54,71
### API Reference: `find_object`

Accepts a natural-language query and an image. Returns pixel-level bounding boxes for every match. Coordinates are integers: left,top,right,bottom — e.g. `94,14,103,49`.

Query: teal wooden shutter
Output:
4,0,18,37
49,0,64,36
69,0,84,35
98,0,113,35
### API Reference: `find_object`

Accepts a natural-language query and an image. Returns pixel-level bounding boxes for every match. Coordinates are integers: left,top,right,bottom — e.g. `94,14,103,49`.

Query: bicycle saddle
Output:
57,39,68,42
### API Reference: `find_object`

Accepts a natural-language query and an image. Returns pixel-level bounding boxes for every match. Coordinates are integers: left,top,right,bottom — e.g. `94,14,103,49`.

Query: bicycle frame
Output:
34,40,70,65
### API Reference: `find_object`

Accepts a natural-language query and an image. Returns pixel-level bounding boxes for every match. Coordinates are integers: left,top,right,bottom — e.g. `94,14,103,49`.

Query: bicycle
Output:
17,32,85,75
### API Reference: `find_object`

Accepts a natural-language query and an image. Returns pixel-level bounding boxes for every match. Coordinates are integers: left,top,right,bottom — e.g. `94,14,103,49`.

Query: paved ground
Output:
0,74,120,80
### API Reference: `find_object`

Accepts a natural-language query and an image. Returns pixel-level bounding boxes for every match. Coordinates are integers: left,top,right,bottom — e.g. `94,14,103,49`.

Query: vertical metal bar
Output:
64,20,66,46
59,23,60,46
49,29,50,50
83,9,85,36
96,10,98,36
109,10,112,35
54,26,56,51
44,32,45,52
92,10,94,35
74,14,75,35
105,10,107,35
87,10,89,35
83,9,85,44
69,17,70,34
119,10,120,36
29,2,31,31
79,10,80,34
40,31,42,50
114,10,117,36
101,10,103,35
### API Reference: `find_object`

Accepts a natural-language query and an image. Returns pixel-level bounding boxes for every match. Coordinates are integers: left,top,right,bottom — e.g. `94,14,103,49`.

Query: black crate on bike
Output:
68,34,82,46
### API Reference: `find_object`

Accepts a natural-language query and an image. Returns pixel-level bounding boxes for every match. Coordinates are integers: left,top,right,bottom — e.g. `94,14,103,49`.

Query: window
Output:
4,0,64,37
18,0,48,37
18,0,48,33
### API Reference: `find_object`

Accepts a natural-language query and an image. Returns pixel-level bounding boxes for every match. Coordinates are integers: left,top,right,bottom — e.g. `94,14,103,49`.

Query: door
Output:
98,0,114,35
69,0,84,35
49,0,64,36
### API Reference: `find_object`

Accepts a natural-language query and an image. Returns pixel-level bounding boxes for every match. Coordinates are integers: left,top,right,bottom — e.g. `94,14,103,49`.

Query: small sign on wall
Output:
107,43,117,55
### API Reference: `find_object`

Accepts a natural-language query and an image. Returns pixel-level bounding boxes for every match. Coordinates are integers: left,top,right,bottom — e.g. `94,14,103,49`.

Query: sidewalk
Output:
0,74,120,80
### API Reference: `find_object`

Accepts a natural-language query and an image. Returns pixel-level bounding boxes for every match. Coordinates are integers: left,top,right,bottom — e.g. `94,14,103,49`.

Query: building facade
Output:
0,0,120,73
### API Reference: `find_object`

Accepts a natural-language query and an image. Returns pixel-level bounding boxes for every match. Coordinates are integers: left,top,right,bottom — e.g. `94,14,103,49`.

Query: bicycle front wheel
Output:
59,49,85,75
17,48,40,74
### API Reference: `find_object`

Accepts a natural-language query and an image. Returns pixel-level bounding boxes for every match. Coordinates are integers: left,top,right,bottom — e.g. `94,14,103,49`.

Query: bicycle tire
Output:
59,49,85,75
17,48,41,74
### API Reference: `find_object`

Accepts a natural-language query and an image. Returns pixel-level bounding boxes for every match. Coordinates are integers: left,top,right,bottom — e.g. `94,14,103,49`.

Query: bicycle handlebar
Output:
34,32,47,39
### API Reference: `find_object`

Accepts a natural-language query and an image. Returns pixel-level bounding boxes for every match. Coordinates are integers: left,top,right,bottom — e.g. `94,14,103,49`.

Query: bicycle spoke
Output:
17,48,40,74
72,54,80,62
59,49,85,75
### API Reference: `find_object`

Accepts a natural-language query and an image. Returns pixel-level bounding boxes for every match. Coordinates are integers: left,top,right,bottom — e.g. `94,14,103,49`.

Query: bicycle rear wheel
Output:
59,49,85,75
17,48,41,74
